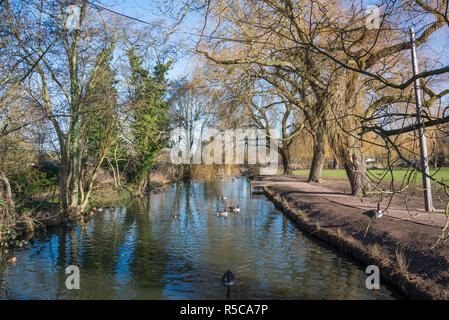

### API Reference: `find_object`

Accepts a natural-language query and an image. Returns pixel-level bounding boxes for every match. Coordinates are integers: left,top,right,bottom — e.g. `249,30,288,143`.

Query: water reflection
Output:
0,178,398,299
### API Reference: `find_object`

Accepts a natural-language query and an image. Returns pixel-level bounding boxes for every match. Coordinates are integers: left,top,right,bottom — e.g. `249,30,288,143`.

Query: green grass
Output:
293,168,449,184
293,169,348,179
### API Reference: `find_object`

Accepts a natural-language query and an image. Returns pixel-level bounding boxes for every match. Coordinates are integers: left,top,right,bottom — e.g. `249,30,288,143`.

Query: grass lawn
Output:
293,168,449,184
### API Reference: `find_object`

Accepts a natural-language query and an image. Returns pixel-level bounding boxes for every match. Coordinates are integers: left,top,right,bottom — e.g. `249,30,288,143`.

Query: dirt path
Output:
253,175,448,228
255,175,449,299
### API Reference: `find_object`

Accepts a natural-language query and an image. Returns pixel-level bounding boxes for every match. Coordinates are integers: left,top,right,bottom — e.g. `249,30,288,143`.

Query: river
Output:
0,177,399,299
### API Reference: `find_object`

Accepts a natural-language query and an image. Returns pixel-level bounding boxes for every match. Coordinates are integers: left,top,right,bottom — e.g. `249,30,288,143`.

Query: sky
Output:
88,0,203,81
90,0,449,83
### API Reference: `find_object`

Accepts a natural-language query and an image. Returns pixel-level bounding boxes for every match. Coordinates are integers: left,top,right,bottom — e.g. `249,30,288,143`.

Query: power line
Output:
85,1,251,42
86,1,155,26
18,0,263,45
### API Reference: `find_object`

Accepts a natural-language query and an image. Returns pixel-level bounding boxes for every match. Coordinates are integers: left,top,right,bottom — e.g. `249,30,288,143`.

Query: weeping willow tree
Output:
194,0,448,196
324,69,368,195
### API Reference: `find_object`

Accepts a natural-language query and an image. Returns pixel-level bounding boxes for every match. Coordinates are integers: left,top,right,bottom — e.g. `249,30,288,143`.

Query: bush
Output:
10,162,58,201
0,202,27,253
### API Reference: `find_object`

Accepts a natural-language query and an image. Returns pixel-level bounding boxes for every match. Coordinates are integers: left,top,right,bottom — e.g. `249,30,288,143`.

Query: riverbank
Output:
258,175,449,299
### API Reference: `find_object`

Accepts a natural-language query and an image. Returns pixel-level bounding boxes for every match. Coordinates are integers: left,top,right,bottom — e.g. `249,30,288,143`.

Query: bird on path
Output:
363,202,383,238
364,202,383,219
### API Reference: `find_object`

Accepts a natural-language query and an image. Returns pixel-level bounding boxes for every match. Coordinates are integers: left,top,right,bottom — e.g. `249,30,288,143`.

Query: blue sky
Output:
90,0,201,80
91,0,448,98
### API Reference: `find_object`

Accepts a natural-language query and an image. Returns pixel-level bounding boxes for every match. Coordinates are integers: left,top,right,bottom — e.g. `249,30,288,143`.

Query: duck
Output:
96,207,103,212
216,210,228,218
221,270,236,299
172,214,179,219
222,270,236,287
218,195,228,200
375,202,383,218
364,202,383,219
7,257,17,263
363,202,383,238
228,205,240,213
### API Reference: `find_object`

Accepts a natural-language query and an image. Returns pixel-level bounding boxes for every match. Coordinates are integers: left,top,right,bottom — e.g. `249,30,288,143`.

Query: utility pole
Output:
410,28,434,212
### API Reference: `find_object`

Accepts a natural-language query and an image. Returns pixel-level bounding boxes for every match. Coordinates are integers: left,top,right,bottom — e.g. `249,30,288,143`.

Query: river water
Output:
0,178,399,299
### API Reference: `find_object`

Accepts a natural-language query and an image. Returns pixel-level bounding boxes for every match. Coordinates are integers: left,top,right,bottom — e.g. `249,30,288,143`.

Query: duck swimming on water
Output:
216,210,228,218
221,270,236,287
228,205,240,213
218,195,228,200
222,270,236,299
7,257,17,263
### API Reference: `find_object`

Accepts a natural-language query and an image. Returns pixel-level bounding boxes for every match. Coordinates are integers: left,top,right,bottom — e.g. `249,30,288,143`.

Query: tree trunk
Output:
68,71,82,214
58,147,72,213
332,157,339,169
0,171,14,208
66,5,87,217
343,149,368,196
137,180,148,198
308,124,325,183
280,147,292,175
433,142,438,169
135,173,149,198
